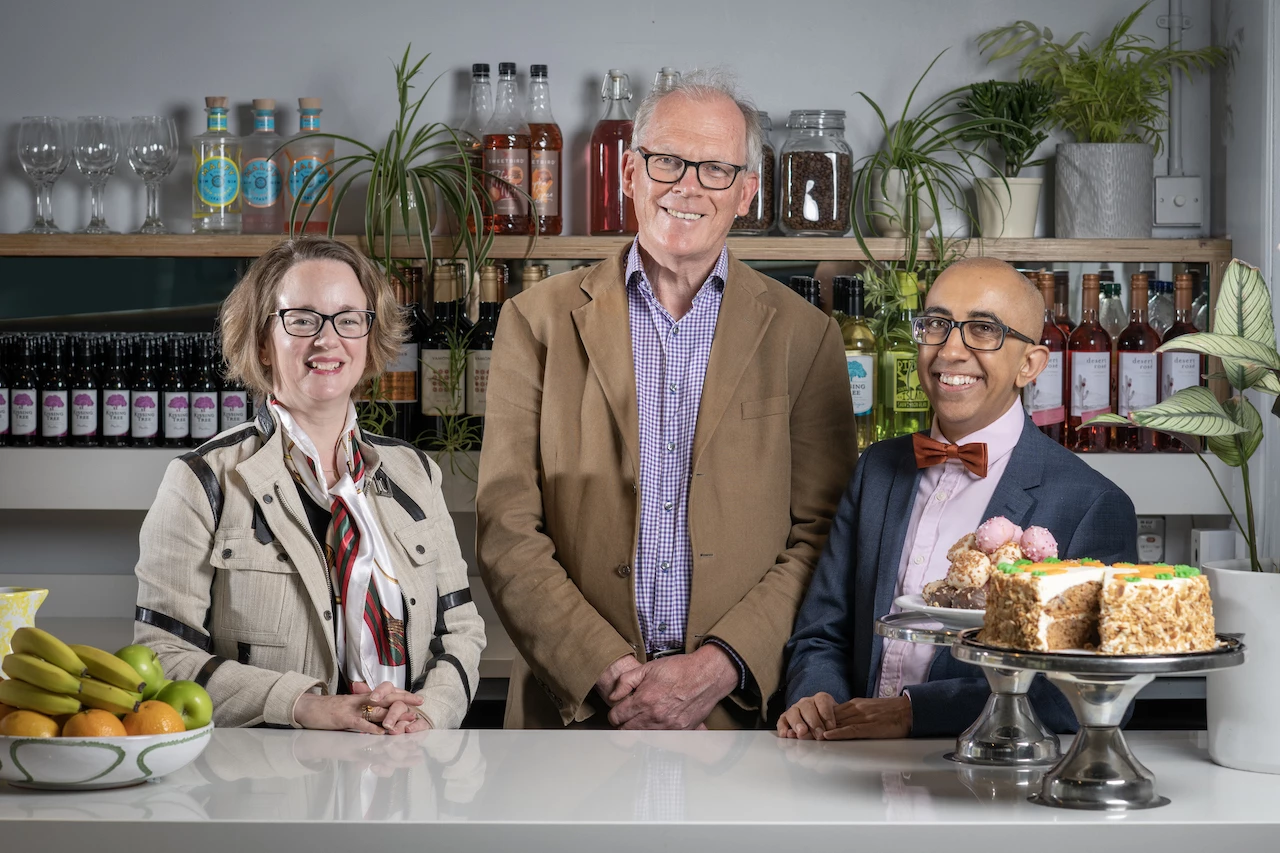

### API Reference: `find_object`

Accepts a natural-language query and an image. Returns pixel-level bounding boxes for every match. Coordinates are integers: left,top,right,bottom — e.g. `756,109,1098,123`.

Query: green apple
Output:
115,644,166,700
156,680,214,730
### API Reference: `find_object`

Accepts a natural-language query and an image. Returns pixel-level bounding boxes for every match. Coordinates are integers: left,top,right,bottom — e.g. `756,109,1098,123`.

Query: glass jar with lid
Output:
731,111,775,235
779,110,852,236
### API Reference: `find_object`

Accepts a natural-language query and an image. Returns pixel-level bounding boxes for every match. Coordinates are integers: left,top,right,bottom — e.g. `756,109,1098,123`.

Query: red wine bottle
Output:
1113,273,1159,452
1025,274,1067,444
1067,274,1112,452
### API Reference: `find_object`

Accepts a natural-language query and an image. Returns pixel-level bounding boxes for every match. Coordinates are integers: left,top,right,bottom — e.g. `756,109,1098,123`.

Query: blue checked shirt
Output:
626,240,748,691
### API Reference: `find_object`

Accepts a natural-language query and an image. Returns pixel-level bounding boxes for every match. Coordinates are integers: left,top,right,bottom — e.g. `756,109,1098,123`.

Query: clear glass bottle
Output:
240,99,284,234
878,272,930,439
835,275,877,453
461,64,493,235
1098,280,1127,347
192,96,241,233
653,67,681,92
779,110,852,236
527,64,563,236
1190,269,1209,332
731,111,775,235
284,98,334,234
482,62,532,235
589,70,638,236
1147,279,1175,339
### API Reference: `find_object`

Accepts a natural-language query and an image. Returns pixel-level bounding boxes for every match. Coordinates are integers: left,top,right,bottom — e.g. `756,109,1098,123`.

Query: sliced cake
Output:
977,559,1106,651
1098,564,1216,655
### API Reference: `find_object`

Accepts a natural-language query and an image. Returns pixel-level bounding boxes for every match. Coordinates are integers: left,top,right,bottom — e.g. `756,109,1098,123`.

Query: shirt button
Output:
671,325,679,335
935,491,947,502
660,561,670,573
669,383,677,393
663,501,673,511
880,684,894,698
658,622,667,632
666,441,675,452
914,555,924,565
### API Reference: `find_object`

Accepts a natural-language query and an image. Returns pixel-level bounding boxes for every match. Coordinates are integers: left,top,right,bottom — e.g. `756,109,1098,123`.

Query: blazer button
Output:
263,494,273,504
409,598,416,606
221,548,233,559
415,544,425,554
277,553,289,563
617,564,631,577
323,610,332,621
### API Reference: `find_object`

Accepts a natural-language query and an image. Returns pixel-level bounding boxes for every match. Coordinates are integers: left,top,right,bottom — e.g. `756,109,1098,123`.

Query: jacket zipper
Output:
274,482,339,679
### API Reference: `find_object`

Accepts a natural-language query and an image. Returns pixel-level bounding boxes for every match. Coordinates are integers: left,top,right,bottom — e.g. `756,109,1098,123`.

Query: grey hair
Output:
631,68,763,172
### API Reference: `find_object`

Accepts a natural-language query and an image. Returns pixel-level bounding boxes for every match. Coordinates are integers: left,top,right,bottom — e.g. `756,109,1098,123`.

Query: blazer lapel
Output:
980,418,1043,528
571,250,640,480
692,256,776,469
866,441,923,695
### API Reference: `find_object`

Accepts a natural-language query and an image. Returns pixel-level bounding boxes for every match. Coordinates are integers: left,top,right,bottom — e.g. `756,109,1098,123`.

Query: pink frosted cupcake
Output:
975,516,1019,554
1020,526,1059,561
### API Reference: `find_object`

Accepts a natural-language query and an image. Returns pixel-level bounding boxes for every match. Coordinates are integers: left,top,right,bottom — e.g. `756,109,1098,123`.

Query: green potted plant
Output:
979,1,1227,238
957,79,1056,238
1085,258,1280,773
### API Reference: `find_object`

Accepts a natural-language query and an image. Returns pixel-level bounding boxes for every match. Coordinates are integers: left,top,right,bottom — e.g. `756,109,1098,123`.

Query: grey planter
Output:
1054,143,1153,238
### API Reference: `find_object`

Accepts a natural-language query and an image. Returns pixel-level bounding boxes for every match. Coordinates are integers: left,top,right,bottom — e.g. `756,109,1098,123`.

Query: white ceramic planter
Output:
1204,559,1280,774
869,168,935,238
974,177,1042,239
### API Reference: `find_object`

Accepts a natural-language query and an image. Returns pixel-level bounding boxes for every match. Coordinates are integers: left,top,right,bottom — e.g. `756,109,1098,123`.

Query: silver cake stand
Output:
875,612,1061,767
952,629,1246,810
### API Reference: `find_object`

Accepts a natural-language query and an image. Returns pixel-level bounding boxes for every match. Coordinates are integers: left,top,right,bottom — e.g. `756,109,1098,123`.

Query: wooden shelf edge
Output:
0,234,1235,262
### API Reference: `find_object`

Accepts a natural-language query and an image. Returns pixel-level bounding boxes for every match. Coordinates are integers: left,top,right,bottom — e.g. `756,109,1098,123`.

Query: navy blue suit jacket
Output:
783,416,1139,737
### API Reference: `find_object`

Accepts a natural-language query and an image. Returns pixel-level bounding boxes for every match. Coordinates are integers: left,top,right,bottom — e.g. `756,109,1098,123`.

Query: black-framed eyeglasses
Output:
635,147,747,190
274,309,375,339
911,315,1037,351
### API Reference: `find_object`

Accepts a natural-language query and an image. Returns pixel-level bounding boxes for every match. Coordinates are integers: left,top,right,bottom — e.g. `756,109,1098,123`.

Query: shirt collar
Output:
625,238,728,299
931,398,1026,466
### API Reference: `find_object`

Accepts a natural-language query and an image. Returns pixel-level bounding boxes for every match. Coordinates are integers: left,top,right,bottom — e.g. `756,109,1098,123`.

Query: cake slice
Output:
978,560,1106,651
1098,564,1216,655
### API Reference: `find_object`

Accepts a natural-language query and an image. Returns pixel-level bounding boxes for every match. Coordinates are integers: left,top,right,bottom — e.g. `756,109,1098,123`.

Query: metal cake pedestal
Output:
952,629,1246,810
875,612,1060,767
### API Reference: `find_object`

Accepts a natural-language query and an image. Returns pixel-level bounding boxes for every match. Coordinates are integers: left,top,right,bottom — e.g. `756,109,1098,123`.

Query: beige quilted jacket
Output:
133,405,485,729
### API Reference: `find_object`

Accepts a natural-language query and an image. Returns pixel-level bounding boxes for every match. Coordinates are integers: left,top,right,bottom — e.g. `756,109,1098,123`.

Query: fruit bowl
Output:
0,722,213,790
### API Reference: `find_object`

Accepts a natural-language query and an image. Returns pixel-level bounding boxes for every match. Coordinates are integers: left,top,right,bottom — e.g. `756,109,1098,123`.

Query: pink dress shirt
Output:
875,399,1027,699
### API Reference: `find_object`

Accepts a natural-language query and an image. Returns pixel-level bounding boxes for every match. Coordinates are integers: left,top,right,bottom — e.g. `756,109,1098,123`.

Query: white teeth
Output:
666,209,703,220
939,374,977,387
308,361,341,370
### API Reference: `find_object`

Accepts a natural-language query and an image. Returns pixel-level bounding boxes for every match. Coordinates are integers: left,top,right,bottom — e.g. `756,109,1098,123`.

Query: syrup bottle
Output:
589,70,638,236
482,62,532,235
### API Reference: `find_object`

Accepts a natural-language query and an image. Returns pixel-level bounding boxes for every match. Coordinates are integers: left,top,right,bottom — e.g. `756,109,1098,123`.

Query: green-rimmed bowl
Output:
0,722,213,790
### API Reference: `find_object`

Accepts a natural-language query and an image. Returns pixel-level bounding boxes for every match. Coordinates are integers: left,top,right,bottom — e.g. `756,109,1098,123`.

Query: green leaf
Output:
1212,259,1277,345
1157,333,1280,371
1221,359,1280,395
1083,413,1132,427
1125,386,1249,437
1206,396,1264,467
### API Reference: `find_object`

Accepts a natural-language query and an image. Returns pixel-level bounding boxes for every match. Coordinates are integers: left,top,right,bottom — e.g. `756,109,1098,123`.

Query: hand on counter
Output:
293,682,429,735
606,645,737,730
595,654,643,706
777,694,912,740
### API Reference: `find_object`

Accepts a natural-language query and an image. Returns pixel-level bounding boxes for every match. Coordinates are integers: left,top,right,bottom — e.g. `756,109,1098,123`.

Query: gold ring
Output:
360,704,375,722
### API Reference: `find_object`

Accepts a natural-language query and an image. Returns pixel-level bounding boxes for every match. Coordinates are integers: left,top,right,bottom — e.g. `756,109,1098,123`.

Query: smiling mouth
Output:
663,208,704,221
937,373,980,388
306,360,344,374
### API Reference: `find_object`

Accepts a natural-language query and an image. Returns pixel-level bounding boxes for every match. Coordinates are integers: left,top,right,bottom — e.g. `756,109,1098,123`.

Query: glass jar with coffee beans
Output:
779,109,852,236
731,111,775,235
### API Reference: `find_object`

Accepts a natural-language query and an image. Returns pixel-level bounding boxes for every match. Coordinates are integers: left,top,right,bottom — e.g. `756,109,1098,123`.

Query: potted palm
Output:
979,1,1227,237
1086,258,1280,773
957,80,1056,238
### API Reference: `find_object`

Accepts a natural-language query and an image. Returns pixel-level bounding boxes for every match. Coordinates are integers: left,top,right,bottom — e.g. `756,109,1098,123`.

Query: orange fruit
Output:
122,700,185,735
0,709,60,738
61,709,127,738
0,702,18,722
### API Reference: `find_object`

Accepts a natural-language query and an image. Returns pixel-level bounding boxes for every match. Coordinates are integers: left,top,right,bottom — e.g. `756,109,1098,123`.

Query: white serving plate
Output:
895,593,986,629
0,722,213,790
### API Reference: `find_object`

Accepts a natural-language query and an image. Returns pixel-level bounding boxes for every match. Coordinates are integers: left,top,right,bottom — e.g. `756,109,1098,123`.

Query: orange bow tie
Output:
912,432,989,478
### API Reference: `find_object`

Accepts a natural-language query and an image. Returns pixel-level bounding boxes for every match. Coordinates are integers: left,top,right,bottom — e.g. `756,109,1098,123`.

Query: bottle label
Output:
1161,352,1202,401
1117,352,1158,416
531,149,559,218
384,343,419,403
208,112,228,132
220,391,249,430
0,387,8,435
254,114,275,133
300,113,321,132
164,392,190,438
1070,352,1112,420
197,155,240,207
288,156,332,204
72,388,98,436
242,158,282,208
483,148,530,216
1023,352,1065,426
41,390,68,437
132,391,158,438
11,389,37,436
191,392,219,439
420,349,460,415
103,392,130,437
846,354,875,416
466,351,492,416
891,353,928,412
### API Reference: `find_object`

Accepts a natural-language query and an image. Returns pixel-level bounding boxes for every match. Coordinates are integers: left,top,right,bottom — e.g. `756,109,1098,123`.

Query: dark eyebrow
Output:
922,306,952,317
966,309,1006,324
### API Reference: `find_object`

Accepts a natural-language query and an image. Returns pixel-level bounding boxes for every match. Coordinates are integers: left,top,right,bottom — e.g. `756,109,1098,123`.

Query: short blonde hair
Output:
219,238,406,400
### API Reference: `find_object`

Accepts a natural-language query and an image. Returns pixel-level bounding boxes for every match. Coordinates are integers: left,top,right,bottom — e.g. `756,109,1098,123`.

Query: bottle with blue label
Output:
835,275,878,453
241,98,284,234
192,96,241,233
284,97,333,234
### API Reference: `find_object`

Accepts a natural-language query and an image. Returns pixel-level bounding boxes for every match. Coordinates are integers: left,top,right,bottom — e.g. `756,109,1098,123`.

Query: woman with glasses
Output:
133,237,484,734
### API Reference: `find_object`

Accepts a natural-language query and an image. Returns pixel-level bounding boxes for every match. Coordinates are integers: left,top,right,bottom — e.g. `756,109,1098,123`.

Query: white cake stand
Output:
952,629,1246,810
875,612,1061,766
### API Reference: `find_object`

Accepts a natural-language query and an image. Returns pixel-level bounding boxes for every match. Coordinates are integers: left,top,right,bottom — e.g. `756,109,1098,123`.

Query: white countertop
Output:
1,729,1276,852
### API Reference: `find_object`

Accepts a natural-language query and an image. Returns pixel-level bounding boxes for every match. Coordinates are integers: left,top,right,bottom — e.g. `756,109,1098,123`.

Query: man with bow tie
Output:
778,257,1138,740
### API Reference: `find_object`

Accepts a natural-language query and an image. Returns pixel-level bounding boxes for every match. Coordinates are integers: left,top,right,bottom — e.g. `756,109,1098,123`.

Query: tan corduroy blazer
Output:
134,406,485,730
476,247,855,729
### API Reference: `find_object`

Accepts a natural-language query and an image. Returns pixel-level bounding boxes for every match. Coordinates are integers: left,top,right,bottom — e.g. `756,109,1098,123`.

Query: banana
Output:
2,653,83,695
0,677,83,716
10,627,87,677
69,644,145,693
77,677,141,715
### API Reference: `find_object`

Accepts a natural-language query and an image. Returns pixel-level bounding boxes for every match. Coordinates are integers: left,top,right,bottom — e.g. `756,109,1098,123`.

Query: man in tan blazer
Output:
477,70,855,730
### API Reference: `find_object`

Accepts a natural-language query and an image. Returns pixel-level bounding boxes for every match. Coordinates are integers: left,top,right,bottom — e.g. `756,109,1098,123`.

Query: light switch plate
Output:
1154,175,1203,226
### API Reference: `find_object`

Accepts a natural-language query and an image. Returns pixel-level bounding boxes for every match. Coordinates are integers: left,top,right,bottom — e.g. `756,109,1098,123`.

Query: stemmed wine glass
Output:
74,116,122,234
18,116,71,234
127,116,178,235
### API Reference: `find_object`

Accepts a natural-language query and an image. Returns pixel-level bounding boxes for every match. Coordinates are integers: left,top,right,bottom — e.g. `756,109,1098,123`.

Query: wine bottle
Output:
70,338,99,447
1066,274,1112,452
101,339,131,447
161,339,190,448
1052,270,1075,336
131,340,159,448
189,337,220,443
466,266,501,445
421,262,465,448
383,266,422,442
0,337,10,447
879,272,930,439
9,338,37,447
528,64,563,236
1025,275,1068,445
1157,273,1206,452
1113,273,1159,452
835,275,877,453
482,62,532,236
40,338,69,447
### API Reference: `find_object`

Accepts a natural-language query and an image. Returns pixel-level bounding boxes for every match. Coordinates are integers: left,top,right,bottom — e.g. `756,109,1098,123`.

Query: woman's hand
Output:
294,682,431,735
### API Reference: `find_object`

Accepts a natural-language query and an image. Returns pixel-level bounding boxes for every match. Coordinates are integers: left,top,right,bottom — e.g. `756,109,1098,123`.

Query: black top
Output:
471,63,489,75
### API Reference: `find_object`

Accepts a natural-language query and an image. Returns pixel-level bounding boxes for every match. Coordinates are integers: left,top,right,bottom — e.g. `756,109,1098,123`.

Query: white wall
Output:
0,0,1215,237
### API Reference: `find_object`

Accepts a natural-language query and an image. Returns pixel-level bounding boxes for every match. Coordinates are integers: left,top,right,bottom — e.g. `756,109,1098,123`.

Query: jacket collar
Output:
239,399,385,493
979,415,1044,527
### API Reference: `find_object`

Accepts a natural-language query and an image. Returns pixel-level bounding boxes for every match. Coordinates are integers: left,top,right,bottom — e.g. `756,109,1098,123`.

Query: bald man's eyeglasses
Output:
912,316,1037,351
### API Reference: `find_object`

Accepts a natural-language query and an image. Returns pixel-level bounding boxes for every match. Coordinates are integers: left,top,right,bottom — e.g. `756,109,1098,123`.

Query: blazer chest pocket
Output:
394,519,442,569
741,395,790,420
210,529,295,646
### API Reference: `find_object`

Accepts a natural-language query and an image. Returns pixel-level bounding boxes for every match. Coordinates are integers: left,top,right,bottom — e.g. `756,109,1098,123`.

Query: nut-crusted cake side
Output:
977,562,1105,652
1098,566,1216,655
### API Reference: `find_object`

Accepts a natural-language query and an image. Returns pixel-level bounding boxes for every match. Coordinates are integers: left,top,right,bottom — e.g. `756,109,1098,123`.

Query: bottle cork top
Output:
298,97,322,110
1175,273,1194,287
1130,272,1149,285
1037,271,1055,286
252,99,276,110
1082,273,1100,286
479,266,501,303
205,97,228,109
433,264,456,303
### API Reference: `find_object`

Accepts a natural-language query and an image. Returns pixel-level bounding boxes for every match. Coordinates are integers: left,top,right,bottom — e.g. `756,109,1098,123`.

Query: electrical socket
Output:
1154,175,1203,226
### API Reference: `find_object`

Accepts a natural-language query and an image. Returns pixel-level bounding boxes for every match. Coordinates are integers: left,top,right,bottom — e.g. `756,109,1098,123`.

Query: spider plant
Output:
957,80,1056,177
